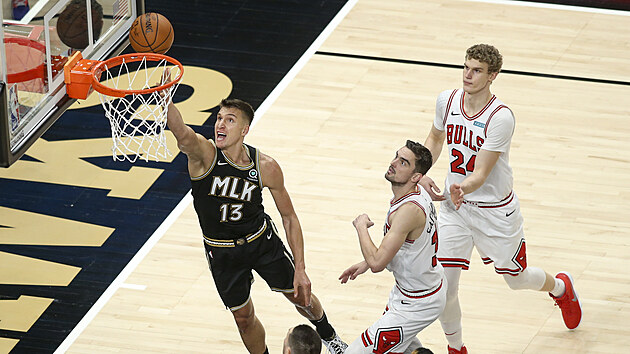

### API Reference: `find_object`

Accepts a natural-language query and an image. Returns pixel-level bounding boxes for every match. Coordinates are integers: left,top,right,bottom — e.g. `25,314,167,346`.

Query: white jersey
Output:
384,187,443,293
345,188,446,354
434,89,515,202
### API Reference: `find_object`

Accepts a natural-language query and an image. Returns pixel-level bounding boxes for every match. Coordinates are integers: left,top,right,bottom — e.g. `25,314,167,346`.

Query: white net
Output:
96,55,182,162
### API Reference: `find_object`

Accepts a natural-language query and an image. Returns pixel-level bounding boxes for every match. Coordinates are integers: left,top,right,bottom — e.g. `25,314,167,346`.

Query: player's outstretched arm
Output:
454,148,500,196
452,107,514,201
261,153,311,307
166,102,215,173
423,125,446,165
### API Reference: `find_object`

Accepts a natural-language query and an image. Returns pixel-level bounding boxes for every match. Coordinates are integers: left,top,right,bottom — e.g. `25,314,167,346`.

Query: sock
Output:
310,311,335,340
445,330,464,350
550,277,566,297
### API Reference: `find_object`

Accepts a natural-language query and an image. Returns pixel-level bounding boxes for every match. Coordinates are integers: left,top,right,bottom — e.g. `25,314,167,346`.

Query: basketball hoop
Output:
64,51,184,162
5,34,67,91
4,35,51,131
5,37,46,84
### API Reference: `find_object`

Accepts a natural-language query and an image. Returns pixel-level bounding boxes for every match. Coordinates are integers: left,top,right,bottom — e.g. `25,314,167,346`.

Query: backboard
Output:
0,0,144,167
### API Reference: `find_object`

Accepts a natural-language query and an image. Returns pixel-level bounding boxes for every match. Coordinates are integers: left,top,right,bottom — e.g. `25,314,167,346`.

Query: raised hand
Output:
352,214,374,230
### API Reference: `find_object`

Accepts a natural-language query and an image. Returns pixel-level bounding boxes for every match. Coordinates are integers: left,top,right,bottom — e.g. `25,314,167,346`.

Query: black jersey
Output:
191,142,265,240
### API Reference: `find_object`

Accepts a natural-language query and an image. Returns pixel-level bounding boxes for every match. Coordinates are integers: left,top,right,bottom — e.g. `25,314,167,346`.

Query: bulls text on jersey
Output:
445,124,485,153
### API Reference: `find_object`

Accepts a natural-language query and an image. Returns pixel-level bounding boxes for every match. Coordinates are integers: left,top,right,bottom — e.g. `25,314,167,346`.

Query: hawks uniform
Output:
192,141,295,311
434,89,528,276
346,187,446,354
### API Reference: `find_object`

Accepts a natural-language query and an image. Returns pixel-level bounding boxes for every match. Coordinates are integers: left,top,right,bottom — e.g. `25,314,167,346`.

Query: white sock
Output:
445,329,463,350
550,278,566,297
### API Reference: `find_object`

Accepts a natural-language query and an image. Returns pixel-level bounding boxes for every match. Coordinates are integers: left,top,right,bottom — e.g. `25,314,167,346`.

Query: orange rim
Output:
90,53,184,98
5,37,46,83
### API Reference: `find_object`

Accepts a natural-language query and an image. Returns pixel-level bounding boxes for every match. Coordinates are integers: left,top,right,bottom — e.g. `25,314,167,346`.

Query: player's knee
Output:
232,307,256,332
445,288,459,306
503,267,546,290
234,315,256,333
444,280,459,302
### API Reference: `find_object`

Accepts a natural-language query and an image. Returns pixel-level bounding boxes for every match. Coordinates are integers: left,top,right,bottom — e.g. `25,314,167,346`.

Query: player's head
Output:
463,44,502,94
220,98,255,125
466,44,502,73
215,98,255,148
385,140,433,186
282,324,322,354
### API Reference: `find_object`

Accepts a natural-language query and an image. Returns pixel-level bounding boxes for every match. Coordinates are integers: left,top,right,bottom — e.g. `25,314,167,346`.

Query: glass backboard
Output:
0,0,144,167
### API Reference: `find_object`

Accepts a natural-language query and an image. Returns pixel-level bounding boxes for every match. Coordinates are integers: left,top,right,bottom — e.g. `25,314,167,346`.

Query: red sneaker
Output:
550,271,582,329
448,345,468,354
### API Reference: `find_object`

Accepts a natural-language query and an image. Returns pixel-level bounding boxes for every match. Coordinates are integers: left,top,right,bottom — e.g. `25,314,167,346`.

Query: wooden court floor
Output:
65,0,630,353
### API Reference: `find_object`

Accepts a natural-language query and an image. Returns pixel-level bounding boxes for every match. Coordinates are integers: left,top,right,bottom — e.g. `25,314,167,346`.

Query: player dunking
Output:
166,98,347,354
419,44,582,353
340,140,446,354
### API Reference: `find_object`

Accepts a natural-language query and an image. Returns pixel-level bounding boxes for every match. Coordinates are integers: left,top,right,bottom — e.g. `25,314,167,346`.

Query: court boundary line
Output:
53,191,193,354
463,0,630,16
53,0,358,352
315,51,630,87
252,0,358,127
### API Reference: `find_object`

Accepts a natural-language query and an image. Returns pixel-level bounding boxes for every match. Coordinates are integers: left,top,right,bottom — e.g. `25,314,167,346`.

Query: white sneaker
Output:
322,333,348,354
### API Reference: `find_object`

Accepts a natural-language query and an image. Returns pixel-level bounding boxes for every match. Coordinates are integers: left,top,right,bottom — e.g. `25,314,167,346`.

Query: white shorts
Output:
346,280,446,354
437,192,528,276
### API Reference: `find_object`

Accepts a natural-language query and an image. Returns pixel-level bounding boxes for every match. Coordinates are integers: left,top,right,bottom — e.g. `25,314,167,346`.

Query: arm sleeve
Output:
433,89,453,131
481,108,515,153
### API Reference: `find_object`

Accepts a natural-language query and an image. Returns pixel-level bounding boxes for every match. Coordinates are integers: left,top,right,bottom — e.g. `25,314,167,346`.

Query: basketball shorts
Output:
346,280,446,354
437,192,528,276
203,216,295,311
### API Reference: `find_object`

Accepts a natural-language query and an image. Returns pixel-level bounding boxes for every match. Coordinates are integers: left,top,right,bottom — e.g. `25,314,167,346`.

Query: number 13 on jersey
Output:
219,203,243,222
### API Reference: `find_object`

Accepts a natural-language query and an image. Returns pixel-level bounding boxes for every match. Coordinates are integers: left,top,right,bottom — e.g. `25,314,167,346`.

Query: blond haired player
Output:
419,44,582,354
340,140,446,354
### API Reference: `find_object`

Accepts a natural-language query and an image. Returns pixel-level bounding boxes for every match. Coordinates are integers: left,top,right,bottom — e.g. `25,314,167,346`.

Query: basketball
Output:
129,13,174,54
56,0,103,50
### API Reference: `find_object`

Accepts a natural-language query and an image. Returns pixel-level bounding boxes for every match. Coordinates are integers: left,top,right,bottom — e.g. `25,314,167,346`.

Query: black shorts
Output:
203,217,295,311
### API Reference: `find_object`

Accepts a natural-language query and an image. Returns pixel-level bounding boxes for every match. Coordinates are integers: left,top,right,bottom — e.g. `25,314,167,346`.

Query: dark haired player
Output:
340,141,446,354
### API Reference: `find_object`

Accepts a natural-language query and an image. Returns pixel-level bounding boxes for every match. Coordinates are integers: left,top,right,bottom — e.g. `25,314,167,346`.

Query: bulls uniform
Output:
435,88,528,276
193,140,295,311
346,188,446,354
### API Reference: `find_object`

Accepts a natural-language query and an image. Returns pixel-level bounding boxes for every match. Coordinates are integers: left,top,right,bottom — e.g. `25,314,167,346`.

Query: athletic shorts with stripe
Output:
345,281,446,354
203,215,295,311
438,192,528,276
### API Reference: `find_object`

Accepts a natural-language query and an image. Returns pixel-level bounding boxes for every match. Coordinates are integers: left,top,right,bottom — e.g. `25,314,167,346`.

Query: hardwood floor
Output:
65,0,630,353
